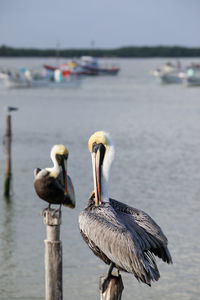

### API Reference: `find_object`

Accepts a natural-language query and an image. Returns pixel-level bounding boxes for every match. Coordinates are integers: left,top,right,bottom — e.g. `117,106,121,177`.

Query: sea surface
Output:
0,57,200,300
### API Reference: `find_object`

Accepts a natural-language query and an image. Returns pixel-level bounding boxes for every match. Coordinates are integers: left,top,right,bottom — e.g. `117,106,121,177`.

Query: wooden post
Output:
99,272,124,300
4,114,12,197
43,209,63,300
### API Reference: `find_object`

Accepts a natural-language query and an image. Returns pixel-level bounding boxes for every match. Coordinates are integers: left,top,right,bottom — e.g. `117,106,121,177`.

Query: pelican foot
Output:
51,205,62,218
107,262,115,277
100,268,121,294
100,270,123,296
112,269,120,277
99,263,115,292
41,205,51,216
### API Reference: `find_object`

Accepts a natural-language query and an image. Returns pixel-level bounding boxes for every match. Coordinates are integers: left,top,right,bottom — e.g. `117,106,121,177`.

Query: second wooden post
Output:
43,209,63,300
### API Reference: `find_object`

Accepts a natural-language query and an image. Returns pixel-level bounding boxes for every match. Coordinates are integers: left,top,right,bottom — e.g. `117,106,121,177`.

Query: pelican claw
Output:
107,262,115,277
100,264,120,293
51,205,62,217
41,204,51,216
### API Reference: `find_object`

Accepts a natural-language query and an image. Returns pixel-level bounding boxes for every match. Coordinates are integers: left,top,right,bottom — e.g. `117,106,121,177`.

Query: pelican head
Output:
50,144,69,165
49,144,69,194
88,131,115,205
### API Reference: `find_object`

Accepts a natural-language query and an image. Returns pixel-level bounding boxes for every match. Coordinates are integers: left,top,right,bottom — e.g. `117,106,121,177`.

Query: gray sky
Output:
0,0,199,49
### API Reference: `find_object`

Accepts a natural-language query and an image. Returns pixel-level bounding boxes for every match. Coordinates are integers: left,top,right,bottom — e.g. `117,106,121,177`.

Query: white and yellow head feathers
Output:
46,144,69,178
50,144,69,160
88,131,109,152
88,131,115,158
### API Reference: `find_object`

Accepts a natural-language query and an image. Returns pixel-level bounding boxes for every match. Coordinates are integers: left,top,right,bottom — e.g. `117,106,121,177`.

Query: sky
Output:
0,0,200,49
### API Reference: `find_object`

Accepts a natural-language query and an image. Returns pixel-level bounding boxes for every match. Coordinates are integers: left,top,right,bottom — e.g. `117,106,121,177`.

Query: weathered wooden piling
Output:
43,209,63,300
4,114,12,197
99,272,124,300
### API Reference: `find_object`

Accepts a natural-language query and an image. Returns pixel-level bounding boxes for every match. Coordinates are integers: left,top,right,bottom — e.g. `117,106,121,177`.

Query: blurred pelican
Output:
34,144,75,210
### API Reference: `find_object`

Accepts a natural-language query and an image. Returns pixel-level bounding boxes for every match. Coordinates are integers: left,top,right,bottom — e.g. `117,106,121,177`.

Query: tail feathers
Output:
34,168,41,177
152,246,173,264
63,194,76,208
135,251,160,286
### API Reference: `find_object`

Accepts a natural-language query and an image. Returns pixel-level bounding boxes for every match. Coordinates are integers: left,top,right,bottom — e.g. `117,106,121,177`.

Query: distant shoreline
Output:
0,45,200,58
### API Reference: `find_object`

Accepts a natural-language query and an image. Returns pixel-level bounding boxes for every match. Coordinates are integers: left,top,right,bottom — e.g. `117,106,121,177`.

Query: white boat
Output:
0,68,81,89
2,75,49,88
186,67,200,86
160,72,183,84
153,62,183,84
76,56,120,75
0,69,49,88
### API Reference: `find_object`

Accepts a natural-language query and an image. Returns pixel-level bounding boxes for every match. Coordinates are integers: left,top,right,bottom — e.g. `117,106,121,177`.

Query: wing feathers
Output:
79,209,160,285
79,196,172,285
110,198,172,264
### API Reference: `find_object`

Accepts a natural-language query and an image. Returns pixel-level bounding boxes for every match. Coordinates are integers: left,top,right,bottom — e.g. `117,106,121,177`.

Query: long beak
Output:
92,148,102,206
61,158,68,195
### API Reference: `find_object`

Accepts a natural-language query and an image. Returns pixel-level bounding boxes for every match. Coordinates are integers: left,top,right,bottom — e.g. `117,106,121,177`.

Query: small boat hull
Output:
187,76,200,86
160,73,183,84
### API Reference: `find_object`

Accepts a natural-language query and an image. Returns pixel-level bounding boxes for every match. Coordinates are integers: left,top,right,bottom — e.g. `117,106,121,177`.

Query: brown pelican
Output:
79,131,172,286
34,144,75,209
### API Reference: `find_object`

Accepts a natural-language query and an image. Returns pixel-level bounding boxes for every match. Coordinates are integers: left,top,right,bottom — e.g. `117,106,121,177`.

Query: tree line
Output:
0,45,200,57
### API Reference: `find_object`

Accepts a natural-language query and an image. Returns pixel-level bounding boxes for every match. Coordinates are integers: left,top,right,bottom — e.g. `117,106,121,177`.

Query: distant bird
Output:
5,106,19,113
34,144,75,210
79,131,172,286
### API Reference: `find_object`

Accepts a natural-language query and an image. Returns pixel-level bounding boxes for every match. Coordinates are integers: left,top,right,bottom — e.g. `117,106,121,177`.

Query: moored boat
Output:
186,66,200,86
0,71,48,88
153,62,183,84
77,56,120,75
160,72,183,84
0,67,81,89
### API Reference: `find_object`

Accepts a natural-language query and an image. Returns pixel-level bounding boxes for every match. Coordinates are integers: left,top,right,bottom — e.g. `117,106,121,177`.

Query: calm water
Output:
0,57,200,300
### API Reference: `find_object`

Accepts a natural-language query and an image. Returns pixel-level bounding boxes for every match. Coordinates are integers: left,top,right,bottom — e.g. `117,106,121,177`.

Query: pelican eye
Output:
63,153,68,160
92,142,98,153
56,154,62,163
